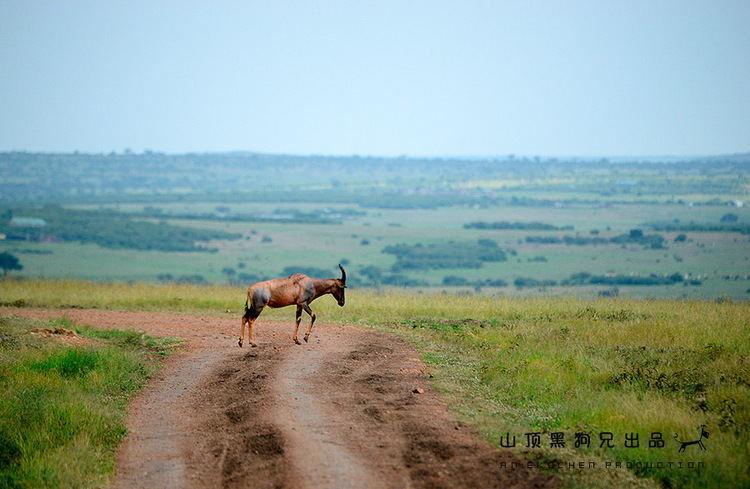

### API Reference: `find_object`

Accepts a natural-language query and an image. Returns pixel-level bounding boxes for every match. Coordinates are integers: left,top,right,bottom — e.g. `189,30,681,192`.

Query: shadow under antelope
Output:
239,264,347,347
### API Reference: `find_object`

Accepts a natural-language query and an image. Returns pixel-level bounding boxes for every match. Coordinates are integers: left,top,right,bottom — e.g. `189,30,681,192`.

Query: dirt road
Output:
4,308,558,488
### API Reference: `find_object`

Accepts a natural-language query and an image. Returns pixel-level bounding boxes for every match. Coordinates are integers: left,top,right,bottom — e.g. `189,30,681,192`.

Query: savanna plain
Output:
0,152,748,488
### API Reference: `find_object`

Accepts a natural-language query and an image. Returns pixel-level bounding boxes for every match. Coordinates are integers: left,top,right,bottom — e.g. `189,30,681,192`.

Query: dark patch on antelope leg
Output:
303,280,315,303
241,289,268,347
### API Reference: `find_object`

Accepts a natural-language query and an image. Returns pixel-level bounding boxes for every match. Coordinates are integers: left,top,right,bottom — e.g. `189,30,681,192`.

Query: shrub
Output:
383,240,507,271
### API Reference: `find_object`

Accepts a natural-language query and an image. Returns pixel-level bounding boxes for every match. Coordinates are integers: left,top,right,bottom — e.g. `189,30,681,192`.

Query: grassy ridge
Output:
0,314,180,488
1,278,748,488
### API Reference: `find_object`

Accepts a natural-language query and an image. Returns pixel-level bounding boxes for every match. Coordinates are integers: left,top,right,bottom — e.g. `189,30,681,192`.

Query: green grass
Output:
348,294,750,489
0,278,239,312
1,279,748,488
0,315,181,488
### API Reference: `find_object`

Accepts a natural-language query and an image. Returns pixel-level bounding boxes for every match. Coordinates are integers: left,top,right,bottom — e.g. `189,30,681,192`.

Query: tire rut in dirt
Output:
73,310,561,489
187,347,291,489
318,332,560,489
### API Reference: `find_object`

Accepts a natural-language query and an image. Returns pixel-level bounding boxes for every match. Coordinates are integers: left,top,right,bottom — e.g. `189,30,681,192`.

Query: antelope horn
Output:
339,264,346,284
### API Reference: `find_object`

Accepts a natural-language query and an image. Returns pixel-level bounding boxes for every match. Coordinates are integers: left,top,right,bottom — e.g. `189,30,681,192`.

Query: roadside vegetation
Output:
360,295,749,489
0,313,181,488
1,279,747,488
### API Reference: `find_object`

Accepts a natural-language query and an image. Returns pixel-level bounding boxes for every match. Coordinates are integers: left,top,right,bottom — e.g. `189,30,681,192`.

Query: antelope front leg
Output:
293,306,303,345
303,304,316,343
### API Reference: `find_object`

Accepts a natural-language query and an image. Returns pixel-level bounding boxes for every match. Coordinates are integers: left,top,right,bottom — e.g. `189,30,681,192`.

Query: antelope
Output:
239,264,347,347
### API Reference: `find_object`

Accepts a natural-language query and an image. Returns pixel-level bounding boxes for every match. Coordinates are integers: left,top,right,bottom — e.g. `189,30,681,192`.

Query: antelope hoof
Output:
238,338,243,347
304,335,309,343
294,338,302,345
251,342,257,348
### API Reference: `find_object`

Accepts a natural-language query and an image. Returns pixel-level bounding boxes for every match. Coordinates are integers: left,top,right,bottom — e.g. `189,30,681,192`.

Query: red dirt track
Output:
3,308,558,489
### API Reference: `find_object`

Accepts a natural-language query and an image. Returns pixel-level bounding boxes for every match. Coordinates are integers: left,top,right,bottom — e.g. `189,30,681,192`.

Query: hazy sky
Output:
1,1,748,158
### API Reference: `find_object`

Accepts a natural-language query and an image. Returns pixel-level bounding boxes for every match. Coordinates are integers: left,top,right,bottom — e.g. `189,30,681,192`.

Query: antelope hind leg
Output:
240,311,258,347
239,315,246,347
248,317,257,347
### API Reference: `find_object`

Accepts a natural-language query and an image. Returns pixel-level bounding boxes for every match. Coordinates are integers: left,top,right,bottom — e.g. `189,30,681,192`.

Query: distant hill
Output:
1,151,747,204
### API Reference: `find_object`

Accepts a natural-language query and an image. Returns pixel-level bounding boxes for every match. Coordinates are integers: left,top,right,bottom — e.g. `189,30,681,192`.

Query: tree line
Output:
464,221,574,231
382,239,508,271
525,229,666,249
0,205,241,252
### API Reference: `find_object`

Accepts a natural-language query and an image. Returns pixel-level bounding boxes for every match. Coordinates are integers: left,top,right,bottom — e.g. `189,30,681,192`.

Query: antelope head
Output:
332,264,347,306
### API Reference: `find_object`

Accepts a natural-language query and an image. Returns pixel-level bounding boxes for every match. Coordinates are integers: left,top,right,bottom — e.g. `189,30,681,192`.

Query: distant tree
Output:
720,213,739,223
443,276,469,286
237,272,263,284
0,252,22,275
629,229,644,240
176,275,206,284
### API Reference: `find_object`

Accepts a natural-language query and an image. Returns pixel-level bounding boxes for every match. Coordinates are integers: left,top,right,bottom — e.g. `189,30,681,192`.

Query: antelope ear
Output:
338,264,346,284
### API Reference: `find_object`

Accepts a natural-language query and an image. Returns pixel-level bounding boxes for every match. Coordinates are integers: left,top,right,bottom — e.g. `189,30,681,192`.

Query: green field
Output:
1,279,748,489
2,152,748,299
2,200,748,299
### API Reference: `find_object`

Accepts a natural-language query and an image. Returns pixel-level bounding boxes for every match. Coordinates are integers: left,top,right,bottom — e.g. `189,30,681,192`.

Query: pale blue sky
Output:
1,1,748,157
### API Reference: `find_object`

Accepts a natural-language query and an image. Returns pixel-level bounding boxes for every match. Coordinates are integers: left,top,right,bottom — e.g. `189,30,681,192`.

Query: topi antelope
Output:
239,264,347,347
